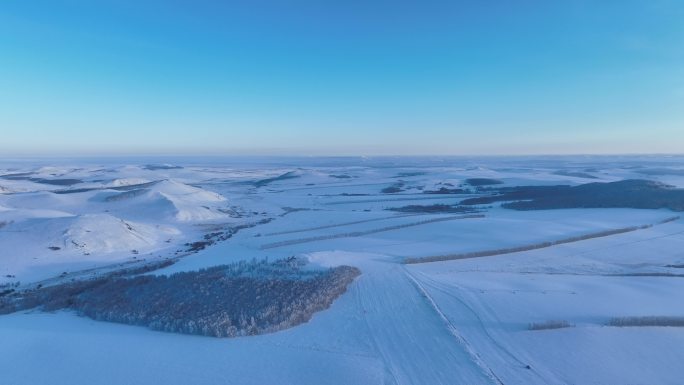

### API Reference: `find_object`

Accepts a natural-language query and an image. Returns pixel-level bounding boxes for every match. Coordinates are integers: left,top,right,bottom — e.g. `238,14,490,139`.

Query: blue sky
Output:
1,0,682,156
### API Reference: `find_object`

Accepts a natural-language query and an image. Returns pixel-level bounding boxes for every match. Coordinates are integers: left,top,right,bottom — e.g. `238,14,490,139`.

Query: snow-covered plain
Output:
1,156,684,385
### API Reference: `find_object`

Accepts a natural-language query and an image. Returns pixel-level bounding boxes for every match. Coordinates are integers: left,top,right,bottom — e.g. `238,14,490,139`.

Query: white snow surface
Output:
2,156,684,385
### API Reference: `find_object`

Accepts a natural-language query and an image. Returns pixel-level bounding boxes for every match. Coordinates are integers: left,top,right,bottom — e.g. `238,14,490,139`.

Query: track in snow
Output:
406,270,566,385
325,195,479,205
352,260,495,385
263,214,421,236
260,214,484,249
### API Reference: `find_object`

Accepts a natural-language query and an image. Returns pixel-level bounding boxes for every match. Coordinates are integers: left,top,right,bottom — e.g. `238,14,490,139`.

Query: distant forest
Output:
461,180,684,211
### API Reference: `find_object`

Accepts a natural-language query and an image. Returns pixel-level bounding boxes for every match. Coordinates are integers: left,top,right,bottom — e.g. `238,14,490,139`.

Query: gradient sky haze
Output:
1,0,683,156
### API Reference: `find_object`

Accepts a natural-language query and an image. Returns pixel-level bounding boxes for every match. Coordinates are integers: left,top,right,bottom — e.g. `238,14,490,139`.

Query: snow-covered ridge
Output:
108,178,152,187
100,179,228,222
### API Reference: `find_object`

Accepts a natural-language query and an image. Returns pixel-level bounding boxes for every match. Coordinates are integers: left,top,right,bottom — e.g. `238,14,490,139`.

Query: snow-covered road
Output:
354,260,496,384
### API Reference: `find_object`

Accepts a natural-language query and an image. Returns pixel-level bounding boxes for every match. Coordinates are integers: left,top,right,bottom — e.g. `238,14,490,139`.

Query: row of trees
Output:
405,225,652,264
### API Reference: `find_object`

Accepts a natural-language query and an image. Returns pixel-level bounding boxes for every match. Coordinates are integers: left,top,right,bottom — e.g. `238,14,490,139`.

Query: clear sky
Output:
1,0,682,156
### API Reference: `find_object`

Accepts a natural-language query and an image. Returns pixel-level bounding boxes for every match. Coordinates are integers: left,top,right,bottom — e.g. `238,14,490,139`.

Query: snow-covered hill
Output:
0,170,235,283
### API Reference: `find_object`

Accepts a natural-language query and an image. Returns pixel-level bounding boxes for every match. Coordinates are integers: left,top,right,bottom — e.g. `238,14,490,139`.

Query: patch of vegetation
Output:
54,181,159,195
528,320,573,331
635,168,684,176
553,170,598,179
0,173,83,186
0,258,360,338
253,171,300,187
32,178,83,186
462,180,684,211
110,181,160,191
389,204,477,214
461,185,571,205
0,172,34,179
394,172,426,178
464,178,503,186
107,259,177,278
404,223,664,264
183,220,272,253
605,272,684,277
279,207,315,217
423,187,468,194
53,188,99,194
143,164,183,170
607,316,684,327
381,182,405,193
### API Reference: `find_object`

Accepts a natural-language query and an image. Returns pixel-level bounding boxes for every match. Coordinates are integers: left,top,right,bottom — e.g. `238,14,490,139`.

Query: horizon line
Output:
2,152,684,160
